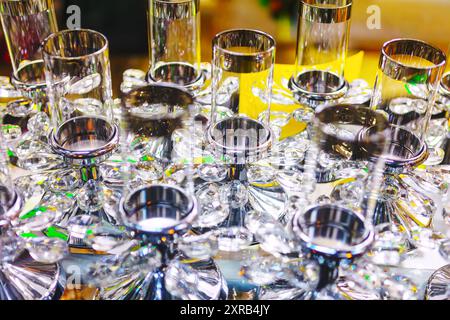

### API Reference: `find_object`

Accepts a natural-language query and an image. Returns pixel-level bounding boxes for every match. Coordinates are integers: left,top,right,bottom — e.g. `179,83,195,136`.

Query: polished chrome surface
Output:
207,117,273,165
213,29,276,74
425,265,450,300
0,188,23,226
300,0,352,24
292,204,374,259
289,71,349,108
379,39,446,83
0,252,65,300
382,126,429,171
50,116,119,164
120,184,197,235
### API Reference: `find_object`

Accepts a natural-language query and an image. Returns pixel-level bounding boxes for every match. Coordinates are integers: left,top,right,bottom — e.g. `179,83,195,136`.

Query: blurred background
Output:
1,0,449,95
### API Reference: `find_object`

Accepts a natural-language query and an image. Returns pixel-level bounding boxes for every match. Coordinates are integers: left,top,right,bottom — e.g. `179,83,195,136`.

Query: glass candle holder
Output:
288,104,389,296
43,29,120,238
208,29,276,165
119,83,196,192
147,0,203,90
85,183,228,300
370,38,447,166
290,0,352,106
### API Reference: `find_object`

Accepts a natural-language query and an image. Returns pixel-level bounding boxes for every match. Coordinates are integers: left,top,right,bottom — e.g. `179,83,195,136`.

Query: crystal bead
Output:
68,73,101,95
87,227,133,253
247,165,276,185
0,234,25,263
284,260,320,290
123,69,146,81
67,215,101,239
41,192,75,215
87,256,121,286
255,223,297,256
369,224,407,266
15,206,58,232
439,240,450,261
47,169,80,192
219,181,249,209
120,247,162,275
76,180,106,212
2,124,22,141
14,174,47,199
410,227,445,250
73,98,104,115
318,151,338,169
197,163,227,182
331,180,364,205
293,107,314,123
215,227,253,252
258,110,292,128
26,237,68,264
245,210,278,234
165,260,199,299
241,256,285,286
178,232,219,260
15,139,51,159
276,169,305,191
136,160,164,182
27,112,50,135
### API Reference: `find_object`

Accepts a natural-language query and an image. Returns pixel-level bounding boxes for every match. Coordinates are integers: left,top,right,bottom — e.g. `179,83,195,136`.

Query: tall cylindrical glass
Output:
370,39,446,144
208,29,276,165
43,29,114,130
147,0,202,88
0,0,58,156
290,0,352,103
0,0,57,74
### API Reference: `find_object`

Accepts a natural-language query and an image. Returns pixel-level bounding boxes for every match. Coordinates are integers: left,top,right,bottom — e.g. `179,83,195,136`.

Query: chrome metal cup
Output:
120,184,198,239
117,184,223,301
292,204,374,291
207,117,273,165
50,116,119,167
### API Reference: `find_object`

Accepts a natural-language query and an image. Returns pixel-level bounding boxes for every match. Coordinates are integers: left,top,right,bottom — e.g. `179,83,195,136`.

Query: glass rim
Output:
120,183,198,234
213,28,276,58
313,104,390,145
293,203,374,258
301,0,353,10
381,38,447,71
43,29,109,61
